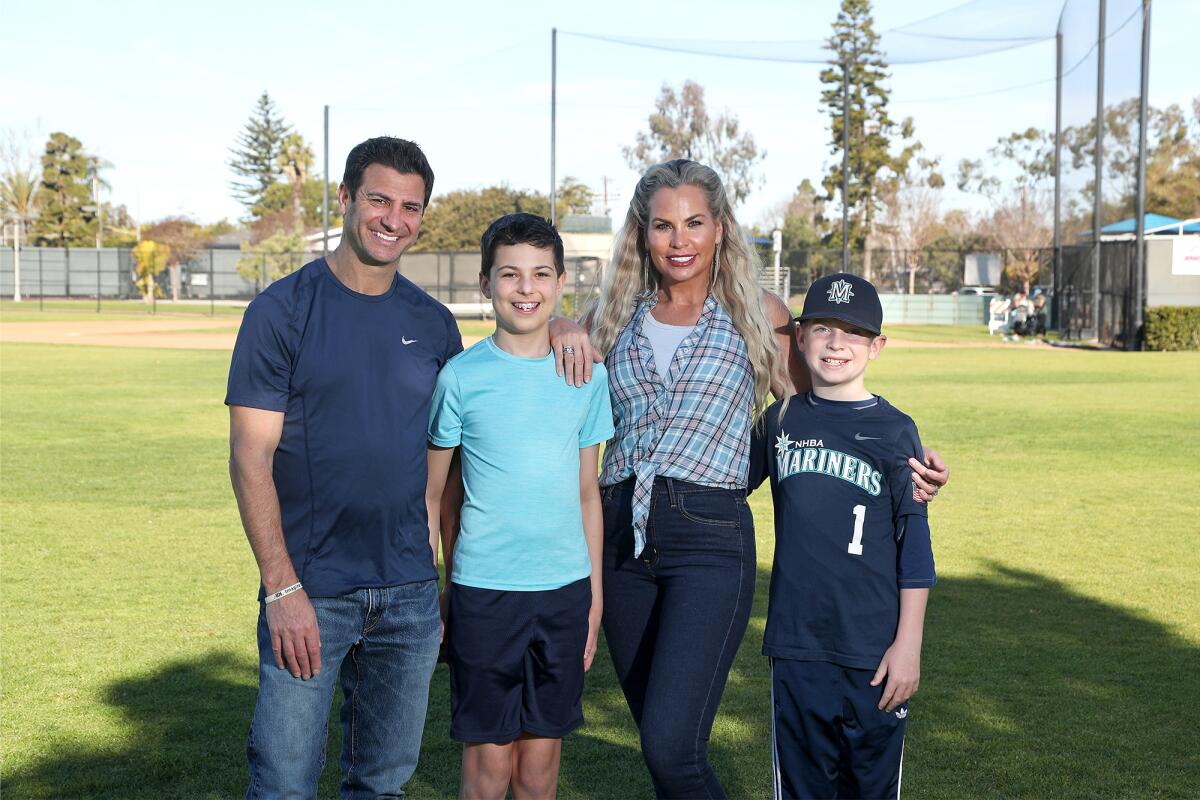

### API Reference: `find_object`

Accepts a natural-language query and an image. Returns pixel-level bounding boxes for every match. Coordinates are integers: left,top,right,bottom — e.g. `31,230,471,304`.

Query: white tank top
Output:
642,310,694,379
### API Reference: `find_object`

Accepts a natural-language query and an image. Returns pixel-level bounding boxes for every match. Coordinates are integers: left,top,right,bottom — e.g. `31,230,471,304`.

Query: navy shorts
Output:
447,577,591,743
771,658,907,800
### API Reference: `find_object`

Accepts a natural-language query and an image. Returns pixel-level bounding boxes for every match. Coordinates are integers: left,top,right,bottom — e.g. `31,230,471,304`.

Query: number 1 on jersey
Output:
847,504,865,556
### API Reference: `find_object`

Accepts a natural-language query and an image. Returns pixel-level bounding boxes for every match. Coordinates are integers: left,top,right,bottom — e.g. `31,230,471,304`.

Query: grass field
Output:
2,327,1199,798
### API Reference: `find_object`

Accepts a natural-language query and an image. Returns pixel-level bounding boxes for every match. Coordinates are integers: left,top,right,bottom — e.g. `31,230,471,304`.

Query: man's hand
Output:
265,589,322,680
549,317,600,387
583,603,602,672
871,637,920,712
909,446,949,502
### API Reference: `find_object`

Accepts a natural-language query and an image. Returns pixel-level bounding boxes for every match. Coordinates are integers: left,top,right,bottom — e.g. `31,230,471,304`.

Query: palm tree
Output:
0,165,38,243
277,133,314,224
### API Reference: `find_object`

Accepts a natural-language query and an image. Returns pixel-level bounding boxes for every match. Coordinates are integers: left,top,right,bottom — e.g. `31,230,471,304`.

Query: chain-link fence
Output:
0,248,602,318
7,243,1142,342
761,246,1055,297
1053,241,1139,348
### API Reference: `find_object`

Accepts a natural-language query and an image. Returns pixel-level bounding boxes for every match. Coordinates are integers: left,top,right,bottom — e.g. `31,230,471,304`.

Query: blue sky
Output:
4,0,1194,229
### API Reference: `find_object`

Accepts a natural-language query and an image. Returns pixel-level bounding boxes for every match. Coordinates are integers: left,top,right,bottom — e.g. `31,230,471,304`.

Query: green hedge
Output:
1144,306,1200,351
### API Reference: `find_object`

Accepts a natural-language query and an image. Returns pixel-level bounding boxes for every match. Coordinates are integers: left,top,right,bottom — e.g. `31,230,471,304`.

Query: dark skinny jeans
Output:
601,477,756,799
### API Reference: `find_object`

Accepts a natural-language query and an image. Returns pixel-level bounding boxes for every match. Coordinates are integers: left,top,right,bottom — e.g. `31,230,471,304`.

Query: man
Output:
227,137,462,799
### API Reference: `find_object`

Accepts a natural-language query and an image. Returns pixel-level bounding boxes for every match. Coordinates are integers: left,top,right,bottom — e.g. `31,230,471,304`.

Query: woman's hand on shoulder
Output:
549,316,600,387
909,447,949,502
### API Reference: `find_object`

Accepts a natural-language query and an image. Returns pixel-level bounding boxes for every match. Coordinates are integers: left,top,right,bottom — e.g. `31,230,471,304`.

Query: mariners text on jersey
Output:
774,434,883,496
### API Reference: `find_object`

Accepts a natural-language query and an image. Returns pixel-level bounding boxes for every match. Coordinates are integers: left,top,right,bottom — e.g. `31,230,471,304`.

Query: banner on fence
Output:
1171,238,1200,276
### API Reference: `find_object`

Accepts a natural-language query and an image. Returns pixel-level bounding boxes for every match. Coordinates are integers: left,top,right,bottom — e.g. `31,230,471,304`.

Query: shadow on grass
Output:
407,647,647,800
3,651,258,799
6,565,1197,799
710,562,1200,799
2,647,644,800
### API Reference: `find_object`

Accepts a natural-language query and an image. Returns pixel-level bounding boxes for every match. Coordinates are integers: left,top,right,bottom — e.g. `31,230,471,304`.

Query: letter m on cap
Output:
827,279,854,304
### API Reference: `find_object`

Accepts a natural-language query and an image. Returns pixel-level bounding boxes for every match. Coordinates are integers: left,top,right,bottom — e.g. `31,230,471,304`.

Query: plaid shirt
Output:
600,293,754,556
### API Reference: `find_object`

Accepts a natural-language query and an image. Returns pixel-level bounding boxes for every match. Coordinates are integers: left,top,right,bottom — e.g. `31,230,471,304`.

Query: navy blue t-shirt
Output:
226,258,463,597
749,392,935,669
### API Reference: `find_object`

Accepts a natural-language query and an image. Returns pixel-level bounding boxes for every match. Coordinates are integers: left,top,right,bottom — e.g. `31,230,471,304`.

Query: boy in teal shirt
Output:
425,213,613,800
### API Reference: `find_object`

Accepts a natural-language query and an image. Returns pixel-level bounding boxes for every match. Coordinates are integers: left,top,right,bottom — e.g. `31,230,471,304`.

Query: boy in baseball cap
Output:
748,272,936,799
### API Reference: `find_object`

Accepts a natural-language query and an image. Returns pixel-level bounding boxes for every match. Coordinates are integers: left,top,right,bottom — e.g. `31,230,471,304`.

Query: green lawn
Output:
2,338,1198,798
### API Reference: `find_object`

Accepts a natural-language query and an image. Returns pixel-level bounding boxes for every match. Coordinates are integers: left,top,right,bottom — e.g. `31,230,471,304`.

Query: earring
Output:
711,241,722,289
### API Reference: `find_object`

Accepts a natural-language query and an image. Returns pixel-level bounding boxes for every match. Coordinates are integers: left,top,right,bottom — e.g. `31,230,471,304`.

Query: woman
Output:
551,159,946,798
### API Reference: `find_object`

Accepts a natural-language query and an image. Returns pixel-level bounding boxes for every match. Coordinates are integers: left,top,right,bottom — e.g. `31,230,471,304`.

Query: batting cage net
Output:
553,0,1151,345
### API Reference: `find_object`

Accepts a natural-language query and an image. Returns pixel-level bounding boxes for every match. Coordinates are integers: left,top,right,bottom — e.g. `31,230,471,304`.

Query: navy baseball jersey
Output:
749,392,935,669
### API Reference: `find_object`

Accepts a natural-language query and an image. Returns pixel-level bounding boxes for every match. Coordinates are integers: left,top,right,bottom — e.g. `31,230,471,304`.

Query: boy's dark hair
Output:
343,137,435,208
480,213,565,277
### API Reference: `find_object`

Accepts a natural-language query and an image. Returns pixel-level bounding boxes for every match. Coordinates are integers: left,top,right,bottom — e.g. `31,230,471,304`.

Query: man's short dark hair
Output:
480,213,565,277
343,137,435,208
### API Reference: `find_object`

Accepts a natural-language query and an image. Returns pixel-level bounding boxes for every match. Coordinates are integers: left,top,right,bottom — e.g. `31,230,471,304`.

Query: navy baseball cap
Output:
797,272,883,335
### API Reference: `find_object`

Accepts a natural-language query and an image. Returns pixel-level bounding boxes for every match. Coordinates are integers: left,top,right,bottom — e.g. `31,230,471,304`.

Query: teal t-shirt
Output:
428,336,615,590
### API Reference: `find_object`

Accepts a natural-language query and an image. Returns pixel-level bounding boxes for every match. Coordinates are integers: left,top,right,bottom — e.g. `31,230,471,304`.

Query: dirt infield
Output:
0,318,242,350
0,317,490,350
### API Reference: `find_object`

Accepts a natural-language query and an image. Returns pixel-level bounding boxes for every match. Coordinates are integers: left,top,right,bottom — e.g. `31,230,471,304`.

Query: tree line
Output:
4,0,1197,298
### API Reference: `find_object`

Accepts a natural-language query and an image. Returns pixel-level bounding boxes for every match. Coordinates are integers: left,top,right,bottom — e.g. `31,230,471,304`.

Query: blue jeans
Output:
601,477,756,800
246,580,441,800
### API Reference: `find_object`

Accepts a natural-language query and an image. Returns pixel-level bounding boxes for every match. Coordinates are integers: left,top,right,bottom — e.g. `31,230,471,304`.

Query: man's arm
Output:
578,444,604,672
871,587,929,712
426,443,460,646
761,289,809,398
229,405,321,680
425,445,459,581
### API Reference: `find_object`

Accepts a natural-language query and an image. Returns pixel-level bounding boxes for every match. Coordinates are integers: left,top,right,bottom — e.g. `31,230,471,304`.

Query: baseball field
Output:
1,304,1197,798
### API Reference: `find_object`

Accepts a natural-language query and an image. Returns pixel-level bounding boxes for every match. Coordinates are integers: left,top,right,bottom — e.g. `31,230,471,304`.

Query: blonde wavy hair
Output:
588,159,780,417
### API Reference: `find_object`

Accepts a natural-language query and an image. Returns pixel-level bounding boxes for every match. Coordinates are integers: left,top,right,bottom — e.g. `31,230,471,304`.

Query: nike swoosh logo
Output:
402,337,417,345
854,433,881,441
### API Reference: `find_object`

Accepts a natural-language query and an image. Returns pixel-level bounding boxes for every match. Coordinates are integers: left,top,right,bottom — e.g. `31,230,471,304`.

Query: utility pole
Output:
1053,31,1063,331
323,104,330,257
92,166,103,248
1092,0,1106,340
841,58,850,274
1133,0,1151,348
550,28,558,228
773,224,784,298
11,221,21,302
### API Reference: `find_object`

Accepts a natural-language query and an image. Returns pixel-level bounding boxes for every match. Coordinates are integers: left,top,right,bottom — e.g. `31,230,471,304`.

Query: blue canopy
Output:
1099,214,1200,235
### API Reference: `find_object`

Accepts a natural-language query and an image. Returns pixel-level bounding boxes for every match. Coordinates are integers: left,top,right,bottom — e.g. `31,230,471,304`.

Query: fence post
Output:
209,249,215,316
96,249,102,313
38,247,43,312
65,247,71,298
152,252,157,315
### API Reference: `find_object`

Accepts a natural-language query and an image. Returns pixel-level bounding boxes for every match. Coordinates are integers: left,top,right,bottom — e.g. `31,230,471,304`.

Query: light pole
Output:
773,224,784,299
91,162,103,249
323,104,330,257
550,28,558,228
842,58,850,274
8,219,21,302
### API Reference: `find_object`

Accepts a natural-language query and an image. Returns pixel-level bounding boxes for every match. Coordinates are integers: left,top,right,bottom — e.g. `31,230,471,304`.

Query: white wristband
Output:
264,582,303,605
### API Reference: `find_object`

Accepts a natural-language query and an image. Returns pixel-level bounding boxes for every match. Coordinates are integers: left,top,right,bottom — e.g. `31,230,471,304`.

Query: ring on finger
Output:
562,345,576,355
